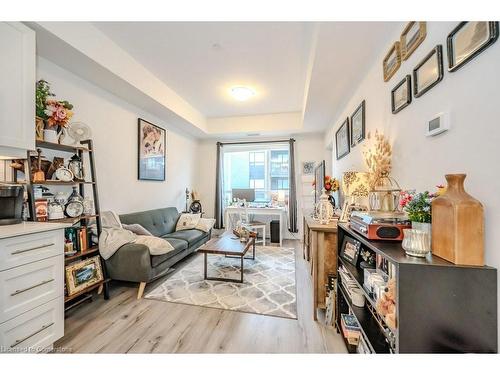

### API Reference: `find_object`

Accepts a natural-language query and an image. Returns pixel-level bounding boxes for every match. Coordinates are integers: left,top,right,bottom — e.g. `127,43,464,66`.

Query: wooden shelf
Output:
64,246,99,262
65,279,110,303
32,180,95,185
45,214,99,223
36,140,90,153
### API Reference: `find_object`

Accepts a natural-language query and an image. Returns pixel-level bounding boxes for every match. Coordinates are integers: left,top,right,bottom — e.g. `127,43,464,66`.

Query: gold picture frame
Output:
65,256,103,296
401,21,427,61
383,41,402,82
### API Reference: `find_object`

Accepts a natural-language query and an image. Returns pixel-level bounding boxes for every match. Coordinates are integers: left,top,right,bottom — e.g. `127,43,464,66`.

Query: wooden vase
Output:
431,174,484,266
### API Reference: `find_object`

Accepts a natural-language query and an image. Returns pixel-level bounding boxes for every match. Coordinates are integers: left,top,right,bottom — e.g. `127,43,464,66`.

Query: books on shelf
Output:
65,226,93,253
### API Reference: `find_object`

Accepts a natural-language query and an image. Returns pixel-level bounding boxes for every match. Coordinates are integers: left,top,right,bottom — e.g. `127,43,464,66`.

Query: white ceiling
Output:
93,22,314,118
302,22,400,133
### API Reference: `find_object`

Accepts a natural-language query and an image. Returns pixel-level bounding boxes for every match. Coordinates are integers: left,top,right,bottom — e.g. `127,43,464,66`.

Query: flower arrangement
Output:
324,175,340,193
312,176,340,193
399,186,445,223
363,130,392,189
36,80,74,132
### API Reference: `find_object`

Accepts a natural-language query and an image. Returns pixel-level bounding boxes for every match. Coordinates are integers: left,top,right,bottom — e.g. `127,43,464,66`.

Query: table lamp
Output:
341,171,370,208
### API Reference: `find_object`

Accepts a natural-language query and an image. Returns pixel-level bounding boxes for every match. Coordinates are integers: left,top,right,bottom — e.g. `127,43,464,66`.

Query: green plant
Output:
35,80,54,119
400,191,434,223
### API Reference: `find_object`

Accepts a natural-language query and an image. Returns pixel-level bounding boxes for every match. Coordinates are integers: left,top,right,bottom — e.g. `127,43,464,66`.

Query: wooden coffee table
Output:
197,231,256,283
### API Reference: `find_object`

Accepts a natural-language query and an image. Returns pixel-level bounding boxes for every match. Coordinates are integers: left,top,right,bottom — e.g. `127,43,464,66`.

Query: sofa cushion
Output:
120,207,179,237
164,229,208,246
150,238,188,268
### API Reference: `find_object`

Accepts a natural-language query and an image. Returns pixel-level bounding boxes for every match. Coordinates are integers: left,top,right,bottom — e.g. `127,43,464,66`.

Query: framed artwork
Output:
65,256,104,296
302,161,315,175
383,41,402,82
138,118,166,181
413,45,444,98
400,22,427,60
340,236,362,266
447,22,499,72
350,100,366,147
335,118,350,160
391,75,412,114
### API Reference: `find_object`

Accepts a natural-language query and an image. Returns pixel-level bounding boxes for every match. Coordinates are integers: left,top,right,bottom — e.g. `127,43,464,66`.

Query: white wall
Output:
37,57,198,214
327,22,500,329
196,133,329,238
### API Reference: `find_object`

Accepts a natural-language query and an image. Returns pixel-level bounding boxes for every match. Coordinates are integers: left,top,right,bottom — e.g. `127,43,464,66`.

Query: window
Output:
223,143,289,206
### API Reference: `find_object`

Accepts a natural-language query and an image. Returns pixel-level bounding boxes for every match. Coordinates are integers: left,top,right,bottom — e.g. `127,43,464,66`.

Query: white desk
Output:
224,206,288,247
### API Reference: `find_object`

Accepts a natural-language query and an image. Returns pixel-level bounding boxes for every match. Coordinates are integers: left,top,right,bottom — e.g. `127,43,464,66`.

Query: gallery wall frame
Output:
413,45,444,98
447,21,499,72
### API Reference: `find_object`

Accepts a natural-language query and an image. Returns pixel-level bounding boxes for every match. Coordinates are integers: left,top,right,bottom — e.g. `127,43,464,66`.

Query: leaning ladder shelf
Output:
24,139,110,312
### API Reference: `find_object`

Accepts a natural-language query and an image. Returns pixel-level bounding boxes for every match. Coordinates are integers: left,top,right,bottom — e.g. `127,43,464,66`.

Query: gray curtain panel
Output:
288,138,298,233
214,142,224,229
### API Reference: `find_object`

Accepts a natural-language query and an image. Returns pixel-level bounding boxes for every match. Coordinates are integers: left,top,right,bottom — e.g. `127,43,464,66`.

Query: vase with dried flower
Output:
35,80,74,143
363,130,400,211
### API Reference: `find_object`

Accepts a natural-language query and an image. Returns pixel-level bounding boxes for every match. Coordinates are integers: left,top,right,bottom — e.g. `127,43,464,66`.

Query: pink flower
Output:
55,107,67,121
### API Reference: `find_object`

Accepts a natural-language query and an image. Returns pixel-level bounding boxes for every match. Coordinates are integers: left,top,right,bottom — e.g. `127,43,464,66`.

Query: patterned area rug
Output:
145,245,297,319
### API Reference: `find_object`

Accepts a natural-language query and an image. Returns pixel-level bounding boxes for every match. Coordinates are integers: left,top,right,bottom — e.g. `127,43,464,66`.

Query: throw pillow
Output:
135,236,174,256
195,218,216,233
122,223,153,236
175,213,201,231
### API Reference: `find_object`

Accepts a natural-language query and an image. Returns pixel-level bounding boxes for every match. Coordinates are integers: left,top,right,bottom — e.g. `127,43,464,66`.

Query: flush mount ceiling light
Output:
230,86,255,101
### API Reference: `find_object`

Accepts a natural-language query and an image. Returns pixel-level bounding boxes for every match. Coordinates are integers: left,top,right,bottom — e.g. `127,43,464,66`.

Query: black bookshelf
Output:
337,223,497,353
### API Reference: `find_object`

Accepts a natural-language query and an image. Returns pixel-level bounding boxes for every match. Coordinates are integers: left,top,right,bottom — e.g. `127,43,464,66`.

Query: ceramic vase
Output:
431,174,484,266
411,221,432,242
43,129,58,143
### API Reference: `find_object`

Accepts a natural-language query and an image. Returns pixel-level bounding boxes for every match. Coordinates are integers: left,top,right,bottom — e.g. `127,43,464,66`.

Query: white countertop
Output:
0,221,72,239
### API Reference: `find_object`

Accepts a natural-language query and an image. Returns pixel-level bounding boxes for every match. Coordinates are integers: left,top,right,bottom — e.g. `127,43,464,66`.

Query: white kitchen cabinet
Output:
0,223,66,353
0,22,35,159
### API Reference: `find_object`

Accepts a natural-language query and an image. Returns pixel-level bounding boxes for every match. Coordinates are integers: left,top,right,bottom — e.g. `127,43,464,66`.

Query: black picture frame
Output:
138,118,166,181
391,75,412,114
350,100,365,147
413,45,444,98
340,236,361,266
335,118,350,160
447,22,499,72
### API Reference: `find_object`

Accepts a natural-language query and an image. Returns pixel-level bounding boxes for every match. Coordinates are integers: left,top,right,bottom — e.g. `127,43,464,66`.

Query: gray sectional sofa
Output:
105,207,210,298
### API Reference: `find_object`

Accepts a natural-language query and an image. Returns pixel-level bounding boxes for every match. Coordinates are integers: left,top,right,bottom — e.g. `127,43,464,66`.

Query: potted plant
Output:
399,187,444,237
35,80,74,143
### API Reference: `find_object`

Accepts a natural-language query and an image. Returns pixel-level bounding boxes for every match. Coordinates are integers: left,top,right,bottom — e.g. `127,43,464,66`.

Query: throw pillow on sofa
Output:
176,213,201,231
195,218,216,233
134,236,174,256
122,223,153,236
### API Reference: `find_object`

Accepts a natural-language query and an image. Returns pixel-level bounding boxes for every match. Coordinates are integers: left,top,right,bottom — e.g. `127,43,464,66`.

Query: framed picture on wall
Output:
413,45,444,98
447,22,499,72
400,21,426,61
335,118,350,160
350,100,365,147
138,118,166,181
302,161,315,175
391,75,412,114
382,41,402,82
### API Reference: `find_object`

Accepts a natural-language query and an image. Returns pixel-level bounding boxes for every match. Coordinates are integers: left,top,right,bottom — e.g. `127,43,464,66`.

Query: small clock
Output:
65,201,84,218
54,166,74,182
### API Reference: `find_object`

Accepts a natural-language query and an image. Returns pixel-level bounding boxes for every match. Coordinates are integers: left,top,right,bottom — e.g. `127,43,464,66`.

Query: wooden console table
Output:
303,215,338,320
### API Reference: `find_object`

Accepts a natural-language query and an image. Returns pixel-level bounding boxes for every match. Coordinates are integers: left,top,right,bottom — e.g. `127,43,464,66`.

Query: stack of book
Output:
341,313,361,345
65,227,92,252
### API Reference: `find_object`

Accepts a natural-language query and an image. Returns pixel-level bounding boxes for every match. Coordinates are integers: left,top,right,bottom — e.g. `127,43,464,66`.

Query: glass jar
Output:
402,228,431,258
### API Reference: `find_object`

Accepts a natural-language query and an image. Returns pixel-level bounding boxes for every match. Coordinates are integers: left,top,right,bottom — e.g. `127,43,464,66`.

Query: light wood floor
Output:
56,239,347,353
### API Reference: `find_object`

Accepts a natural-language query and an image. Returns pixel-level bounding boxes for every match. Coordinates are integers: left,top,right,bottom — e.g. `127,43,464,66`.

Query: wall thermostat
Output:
426,112,450,137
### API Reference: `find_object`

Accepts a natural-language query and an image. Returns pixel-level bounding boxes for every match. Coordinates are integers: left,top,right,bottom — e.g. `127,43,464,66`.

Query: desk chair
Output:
238,199,266,246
